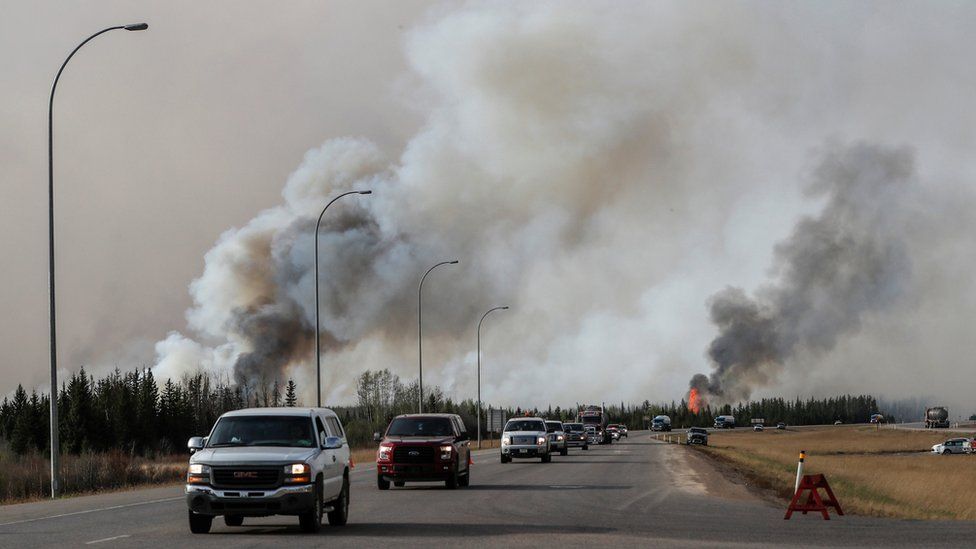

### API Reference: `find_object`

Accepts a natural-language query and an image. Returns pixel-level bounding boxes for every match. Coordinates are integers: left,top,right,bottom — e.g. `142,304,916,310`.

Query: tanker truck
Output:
578,405,612,444
925,406,950,428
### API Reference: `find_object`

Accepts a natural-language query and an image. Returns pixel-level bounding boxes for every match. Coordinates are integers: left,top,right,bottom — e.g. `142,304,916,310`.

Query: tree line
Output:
1,366,890,457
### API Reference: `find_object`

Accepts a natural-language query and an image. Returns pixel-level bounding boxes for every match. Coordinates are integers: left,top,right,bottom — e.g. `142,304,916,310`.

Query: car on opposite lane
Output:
501,418,551,463
932,438,972,455
686,427,709,446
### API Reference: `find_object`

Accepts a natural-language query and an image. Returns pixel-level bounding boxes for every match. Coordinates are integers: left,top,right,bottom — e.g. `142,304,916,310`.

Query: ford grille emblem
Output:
408,450,420,456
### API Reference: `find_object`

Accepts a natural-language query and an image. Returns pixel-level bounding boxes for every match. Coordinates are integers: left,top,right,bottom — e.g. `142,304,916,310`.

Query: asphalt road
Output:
0,433,972,548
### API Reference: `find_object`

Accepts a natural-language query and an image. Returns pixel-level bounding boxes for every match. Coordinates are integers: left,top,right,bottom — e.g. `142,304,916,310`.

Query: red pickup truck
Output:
374,414,471,490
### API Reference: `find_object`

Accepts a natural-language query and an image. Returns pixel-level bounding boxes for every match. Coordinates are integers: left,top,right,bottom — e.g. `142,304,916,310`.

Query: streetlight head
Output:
449,260,459,264
501,306,510,310
124,23,149,31
358,190,372,195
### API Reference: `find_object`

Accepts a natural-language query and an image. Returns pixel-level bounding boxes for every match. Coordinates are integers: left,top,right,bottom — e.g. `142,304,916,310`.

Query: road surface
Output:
0,432,971,548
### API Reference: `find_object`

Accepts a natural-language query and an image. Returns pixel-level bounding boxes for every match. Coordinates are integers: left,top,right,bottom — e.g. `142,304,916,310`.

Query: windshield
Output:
690,428,707,434
581,416,601,425
505,420,545,432
545,422,562,432
386,417,453,437
208,415,314,448
564,423,583,431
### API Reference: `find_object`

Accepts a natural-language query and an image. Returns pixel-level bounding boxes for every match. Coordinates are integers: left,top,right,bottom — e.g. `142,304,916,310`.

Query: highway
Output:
0,433,972,548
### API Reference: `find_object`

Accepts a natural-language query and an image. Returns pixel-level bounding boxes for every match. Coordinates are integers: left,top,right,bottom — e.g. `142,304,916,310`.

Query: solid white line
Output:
0,496,182,527
85,535,131,545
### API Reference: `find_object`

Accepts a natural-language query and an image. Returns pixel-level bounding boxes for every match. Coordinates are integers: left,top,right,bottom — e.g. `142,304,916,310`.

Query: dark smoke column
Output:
689,143,915,404
418,260,459,413
46,22,148,499
314,190,372,407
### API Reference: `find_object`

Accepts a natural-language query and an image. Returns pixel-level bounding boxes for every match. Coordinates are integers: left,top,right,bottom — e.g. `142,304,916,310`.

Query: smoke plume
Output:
689,143,915,406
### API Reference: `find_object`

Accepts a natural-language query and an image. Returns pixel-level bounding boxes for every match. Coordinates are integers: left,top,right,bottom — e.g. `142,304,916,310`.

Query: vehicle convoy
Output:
185,407,351,534
686,427,708,445
925,407,951,428
932,438,972,455
713,415,736,429
374,414,471,490
501,417,551,462
545,420,569,456
578,405,612,444
651,415,672,432
562,422,589,450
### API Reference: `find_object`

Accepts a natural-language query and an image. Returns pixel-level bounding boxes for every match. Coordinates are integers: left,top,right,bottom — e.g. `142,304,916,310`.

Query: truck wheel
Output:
223,515,244,527
542,452,552,463
299,480,323,533
188,511,212,534
377,475,390,490
500,454,510,463
327,476,350,526
560,447,568,456
582,445,588,450
459,468,470,487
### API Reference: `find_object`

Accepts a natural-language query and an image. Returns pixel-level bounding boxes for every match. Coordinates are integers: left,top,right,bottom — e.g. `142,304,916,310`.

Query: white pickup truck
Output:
185,407,351,534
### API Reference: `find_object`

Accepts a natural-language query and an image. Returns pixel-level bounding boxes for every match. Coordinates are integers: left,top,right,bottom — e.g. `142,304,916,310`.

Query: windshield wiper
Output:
209,442,248,447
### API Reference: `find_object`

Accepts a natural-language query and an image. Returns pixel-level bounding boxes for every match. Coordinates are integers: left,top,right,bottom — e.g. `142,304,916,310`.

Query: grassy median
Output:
684,425,976,520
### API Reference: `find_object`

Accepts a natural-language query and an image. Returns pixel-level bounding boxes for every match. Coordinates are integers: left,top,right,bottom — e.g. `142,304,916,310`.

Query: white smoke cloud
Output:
152,1,976,409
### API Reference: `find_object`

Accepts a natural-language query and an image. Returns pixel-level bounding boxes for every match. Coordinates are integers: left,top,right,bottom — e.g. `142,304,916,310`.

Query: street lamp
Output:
477,306,508,448
314,190,372,407
47,22,148,499
417,260,458,413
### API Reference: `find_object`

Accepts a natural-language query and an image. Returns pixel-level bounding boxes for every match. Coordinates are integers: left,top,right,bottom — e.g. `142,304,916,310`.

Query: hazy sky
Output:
3,1,975,412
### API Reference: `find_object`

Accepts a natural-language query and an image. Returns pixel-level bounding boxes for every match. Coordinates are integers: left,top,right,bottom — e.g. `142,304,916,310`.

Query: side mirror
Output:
457,432,469,442
373,431,383,443
323,436,343,450
187,436,205,454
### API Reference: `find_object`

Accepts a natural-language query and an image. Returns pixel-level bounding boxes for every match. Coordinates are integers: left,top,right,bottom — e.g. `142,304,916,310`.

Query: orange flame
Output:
688,388,702,414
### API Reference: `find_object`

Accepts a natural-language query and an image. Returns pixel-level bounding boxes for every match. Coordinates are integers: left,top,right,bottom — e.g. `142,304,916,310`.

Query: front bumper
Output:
502,445,547,458
377,461,455,482
566,436,587,447
185,484,315,516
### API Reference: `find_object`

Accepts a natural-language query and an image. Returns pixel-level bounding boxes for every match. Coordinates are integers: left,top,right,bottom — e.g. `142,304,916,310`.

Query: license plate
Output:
519,449,528,454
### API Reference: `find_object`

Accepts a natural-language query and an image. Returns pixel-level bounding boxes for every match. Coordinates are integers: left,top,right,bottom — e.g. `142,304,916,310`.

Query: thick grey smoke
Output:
691,143,915,404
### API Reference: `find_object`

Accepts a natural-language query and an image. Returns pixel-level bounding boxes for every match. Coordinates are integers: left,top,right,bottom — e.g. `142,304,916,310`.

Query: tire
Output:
943,449,950,455
393,481,405,487
446,465,459,489
542,452,552,463
377,475,390,490
223,515,244,527
299,480,323,533
560,447,568,456
459,468,470,487
188,511,213,534
583,445,588,450
327,476,350,526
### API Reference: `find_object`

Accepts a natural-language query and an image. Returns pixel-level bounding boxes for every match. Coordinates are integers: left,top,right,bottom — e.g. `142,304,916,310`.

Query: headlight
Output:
378,444,394,461
557,435,564,441
537,436,546,445
440,445,453,460
502,436,511,445
284,463,311,483
187,463,210,485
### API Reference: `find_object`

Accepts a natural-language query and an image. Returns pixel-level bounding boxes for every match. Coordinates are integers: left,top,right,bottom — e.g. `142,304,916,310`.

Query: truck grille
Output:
514,436,537,445
212,467,281,488
393,445,435,464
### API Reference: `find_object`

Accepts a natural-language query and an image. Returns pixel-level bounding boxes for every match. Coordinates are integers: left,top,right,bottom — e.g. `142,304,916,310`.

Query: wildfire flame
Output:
688,387,702,414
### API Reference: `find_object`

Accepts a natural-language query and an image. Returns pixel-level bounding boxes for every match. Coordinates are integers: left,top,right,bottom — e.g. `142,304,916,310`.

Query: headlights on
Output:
537,436,546,445
377,444,394,461
439,444,453,461
284,463,311,484
501,436,511,445
556,434,565,441
187,463,210,485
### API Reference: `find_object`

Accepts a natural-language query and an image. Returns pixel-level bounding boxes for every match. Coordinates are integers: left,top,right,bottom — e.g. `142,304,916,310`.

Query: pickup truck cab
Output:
374,414,471,489
185,407,351,534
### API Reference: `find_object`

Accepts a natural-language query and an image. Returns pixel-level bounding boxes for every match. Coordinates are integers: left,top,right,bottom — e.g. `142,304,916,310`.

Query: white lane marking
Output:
0,496,182,527
85,535,131,545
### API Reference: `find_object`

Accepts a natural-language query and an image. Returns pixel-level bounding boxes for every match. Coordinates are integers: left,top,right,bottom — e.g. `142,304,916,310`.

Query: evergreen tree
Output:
285,379,298,407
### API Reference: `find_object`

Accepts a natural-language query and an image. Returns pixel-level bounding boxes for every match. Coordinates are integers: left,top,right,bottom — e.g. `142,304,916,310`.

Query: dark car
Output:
562,422,589,450
374,414,471,490
686,427,708,446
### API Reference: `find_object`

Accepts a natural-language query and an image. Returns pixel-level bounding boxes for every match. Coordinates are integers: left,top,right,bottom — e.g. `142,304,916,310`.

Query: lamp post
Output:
417,260,458,413
47,22,148,499
314,190,371,407
477,306,508,449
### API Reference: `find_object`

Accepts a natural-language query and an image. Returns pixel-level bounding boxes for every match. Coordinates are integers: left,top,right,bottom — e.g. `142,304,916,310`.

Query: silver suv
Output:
545,420,569,456
501,418,551,463
185,407,351,534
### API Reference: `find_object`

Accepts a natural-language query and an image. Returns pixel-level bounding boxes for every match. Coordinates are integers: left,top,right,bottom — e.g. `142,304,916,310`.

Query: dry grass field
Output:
684,425,976,520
